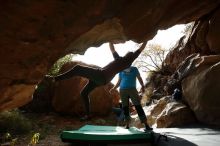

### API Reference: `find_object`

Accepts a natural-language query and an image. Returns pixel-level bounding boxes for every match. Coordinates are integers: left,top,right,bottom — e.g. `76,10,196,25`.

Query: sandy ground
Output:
14,113,118,146
154,125,220,146
11,113,220,146
35,125,220,146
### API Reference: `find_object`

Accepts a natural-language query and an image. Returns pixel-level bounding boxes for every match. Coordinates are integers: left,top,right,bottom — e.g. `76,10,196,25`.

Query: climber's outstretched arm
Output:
109,42,116,53
132,41,147,59
137,41,147,53
109,42,120,60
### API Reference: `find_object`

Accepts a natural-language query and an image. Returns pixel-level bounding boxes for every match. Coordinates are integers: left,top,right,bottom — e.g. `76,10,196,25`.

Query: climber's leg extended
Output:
55,65,105,84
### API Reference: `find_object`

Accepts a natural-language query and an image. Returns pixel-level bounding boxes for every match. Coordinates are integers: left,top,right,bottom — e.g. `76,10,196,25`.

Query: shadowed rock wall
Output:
0,0,219,110
163,7,220,126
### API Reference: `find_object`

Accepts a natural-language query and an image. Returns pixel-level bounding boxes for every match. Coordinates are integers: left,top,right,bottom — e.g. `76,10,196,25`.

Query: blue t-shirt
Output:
119,66,140,89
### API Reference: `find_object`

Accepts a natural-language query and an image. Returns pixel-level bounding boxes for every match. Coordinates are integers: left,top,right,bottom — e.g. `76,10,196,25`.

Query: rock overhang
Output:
0,0,219,111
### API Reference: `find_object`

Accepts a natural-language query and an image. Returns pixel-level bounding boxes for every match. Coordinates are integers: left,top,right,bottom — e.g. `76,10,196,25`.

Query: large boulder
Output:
154,100,196,128
182,55,220,126
20,79,55,113
207,8,220,54
131,96,195,128
165,6,220,72
52,62,120,116
0,84,36,111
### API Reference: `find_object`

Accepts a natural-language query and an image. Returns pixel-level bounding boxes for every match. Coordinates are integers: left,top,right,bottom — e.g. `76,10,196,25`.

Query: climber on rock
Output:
46,41,147,121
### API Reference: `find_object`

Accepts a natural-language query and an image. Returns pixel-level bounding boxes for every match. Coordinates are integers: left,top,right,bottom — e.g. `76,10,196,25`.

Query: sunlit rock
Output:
131,96,195,128
182,55,220,126
165,7,220,72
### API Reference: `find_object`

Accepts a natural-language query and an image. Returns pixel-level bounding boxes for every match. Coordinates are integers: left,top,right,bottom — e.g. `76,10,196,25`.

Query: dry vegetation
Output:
0,110,117,146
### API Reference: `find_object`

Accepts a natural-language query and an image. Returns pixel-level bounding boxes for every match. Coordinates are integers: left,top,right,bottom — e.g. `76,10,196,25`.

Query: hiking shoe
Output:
124,124,130,129
144,125,153,131
124,121,130,129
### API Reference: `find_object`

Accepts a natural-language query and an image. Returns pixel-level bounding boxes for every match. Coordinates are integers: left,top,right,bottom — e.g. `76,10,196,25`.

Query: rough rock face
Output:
131,96,195,128
165,5,220,72
182,55,220,126
21,79,55,113
0,0,219,111
207,8,220,54
147,96,195,128
52,62,120,116
161,5,220,126
0,84,36,111
154,100,195,128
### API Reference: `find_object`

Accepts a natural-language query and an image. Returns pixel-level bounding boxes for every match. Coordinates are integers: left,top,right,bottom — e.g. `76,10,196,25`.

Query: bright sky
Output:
72,24,186,88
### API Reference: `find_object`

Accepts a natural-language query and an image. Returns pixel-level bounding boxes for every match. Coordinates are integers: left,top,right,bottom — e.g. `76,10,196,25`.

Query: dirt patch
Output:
13,112,118,146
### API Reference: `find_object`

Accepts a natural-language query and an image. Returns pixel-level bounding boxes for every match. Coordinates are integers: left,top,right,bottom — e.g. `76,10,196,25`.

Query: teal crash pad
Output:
61,125,153,143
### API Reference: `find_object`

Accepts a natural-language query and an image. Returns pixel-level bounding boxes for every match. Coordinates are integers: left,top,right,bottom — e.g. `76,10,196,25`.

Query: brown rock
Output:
149,97,195,128
131,96,195,128
164,19,211,72
182,55,220,126
52,62,120,116
156,101,195,128
164,7,220,72
207,8,220,54
21,79,55,113
0,84,36,111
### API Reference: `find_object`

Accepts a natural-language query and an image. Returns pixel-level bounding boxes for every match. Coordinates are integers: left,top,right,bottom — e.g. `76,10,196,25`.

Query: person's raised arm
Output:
109,42,116,53
137,41,147,53
109,42,120,60
132,41,147,59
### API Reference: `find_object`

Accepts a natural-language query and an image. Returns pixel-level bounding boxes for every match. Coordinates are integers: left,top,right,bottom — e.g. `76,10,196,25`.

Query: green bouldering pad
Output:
61,125,153,144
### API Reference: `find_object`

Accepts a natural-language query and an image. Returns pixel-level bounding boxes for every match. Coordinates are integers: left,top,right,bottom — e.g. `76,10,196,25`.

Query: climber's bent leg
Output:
80,80,97,120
